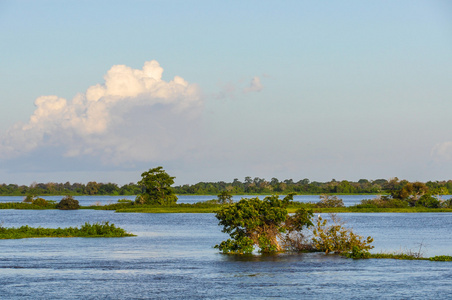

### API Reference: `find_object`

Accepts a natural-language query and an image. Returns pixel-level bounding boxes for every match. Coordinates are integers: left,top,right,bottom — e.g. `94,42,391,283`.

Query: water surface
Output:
0,210,451,299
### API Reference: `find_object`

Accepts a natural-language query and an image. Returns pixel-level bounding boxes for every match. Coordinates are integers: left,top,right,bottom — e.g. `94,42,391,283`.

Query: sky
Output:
1,0,452,186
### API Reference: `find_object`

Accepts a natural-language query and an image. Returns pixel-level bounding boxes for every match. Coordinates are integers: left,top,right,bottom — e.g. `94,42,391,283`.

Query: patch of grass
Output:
429,255,452,261
0,202,56,210
368,252,429,260
286,205,452,213
0,222,135,239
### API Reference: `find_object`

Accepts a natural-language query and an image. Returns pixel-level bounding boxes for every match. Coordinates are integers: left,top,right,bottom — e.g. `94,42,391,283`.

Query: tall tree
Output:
136,167,177,205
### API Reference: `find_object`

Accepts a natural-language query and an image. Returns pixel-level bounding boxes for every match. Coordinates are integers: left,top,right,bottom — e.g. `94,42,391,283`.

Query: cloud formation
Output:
0,60,203,166
243,76,263,93
431,141,452,161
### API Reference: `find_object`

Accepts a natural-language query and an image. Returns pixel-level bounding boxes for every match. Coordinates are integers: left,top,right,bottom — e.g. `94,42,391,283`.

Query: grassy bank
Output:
287,206,452,213
0,222,135,239
365,253,452,261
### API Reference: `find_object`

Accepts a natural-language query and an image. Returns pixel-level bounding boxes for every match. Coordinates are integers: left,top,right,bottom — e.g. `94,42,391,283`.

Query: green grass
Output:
0,202,56,210
366,253,452,261
0,222,135,239
286,206,452,214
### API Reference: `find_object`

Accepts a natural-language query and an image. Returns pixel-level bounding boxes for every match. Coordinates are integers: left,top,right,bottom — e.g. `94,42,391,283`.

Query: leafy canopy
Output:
136,166,178,205
215,194,313,254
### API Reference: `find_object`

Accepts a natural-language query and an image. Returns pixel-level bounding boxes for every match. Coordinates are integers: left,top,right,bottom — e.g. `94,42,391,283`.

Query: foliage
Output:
442,198,452,208
345,246,372,259
312,214,373,255
23,195,34,202
315,194,345,208
56,196,80,210
215,194,314,254
117,199,133,203
0,222,135,239
356,196,409,208
135,167,178,205
415,194,440,208
2,177,452,197
217,190,233,204
429,255,452,261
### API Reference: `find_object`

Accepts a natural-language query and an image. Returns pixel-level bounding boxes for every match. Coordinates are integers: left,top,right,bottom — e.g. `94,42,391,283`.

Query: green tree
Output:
86,181,100,195
135,167,177,205
214,194,313,254
217,190,233,204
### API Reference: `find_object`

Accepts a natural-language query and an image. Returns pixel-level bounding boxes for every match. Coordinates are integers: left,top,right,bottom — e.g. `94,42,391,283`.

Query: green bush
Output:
312,214,374,255
429,255,452,261
356,197,409,208
56,196,80,210
32,197,50,207
415,195,440,208
442,198,452,208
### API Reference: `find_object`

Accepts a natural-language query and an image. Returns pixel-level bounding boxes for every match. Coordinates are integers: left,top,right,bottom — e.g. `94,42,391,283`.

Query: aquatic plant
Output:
0,222,135,239
312,214,374,255
56,195,80,210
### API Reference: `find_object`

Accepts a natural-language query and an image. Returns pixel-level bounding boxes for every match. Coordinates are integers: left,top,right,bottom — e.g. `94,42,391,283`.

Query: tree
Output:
217,190,233,204
135,167,177,205
214,194,314,254
86,181,100,195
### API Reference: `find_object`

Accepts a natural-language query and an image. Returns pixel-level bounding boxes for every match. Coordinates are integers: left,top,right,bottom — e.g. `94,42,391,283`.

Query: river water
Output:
0,196,451,299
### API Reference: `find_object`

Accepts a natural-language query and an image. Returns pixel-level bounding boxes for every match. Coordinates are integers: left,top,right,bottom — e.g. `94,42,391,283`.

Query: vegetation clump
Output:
56,196,80,210
0,222,135,239
135,167,178,205
215,194,314,254
214,194,373,257
217,190,233,204
315,194,345,208
312,214,373,255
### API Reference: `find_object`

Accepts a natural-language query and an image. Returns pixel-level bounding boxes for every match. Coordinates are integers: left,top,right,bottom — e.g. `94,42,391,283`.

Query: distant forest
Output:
1,177,452,196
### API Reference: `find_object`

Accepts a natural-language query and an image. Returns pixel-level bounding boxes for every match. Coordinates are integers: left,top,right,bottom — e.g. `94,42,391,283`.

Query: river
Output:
0,196,451,299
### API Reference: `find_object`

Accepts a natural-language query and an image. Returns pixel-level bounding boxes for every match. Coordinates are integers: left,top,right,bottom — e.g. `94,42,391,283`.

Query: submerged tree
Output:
215,194,374,257
135,167,178,205
214,194,314,254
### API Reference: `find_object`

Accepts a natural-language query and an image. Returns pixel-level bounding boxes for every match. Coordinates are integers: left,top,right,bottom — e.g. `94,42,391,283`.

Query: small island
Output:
0,222,135,239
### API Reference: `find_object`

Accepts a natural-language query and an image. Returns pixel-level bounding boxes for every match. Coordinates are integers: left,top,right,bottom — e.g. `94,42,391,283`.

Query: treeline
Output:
1,177,452,196
174,177,452,195
0,181,141,196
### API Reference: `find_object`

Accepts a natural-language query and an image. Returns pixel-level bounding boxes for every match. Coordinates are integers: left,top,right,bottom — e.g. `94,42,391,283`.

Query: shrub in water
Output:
56,196,80,210
32,197,49,207
415,194,440,208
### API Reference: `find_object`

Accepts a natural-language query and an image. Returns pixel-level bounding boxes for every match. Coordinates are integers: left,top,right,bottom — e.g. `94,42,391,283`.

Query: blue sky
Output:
1,0,452,185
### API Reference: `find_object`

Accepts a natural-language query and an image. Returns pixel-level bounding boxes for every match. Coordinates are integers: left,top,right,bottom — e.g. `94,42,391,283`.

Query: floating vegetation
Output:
0,222,135,239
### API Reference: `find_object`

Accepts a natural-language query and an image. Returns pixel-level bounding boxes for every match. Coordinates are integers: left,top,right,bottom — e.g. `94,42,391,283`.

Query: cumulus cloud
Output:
431,141,452,161
0,60,203,166
243,76,263,93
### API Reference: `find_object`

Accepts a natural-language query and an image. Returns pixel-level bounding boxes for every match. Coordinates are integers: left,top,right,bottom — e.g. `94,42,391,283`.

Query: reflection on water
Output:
0,210,451,299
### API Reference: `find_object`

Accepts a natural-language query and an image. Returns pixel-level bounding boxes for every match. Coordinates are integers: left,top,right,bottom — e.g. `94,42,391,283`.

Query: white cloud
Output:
243,76,263,93
431,141,452,161
0,60,203,166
